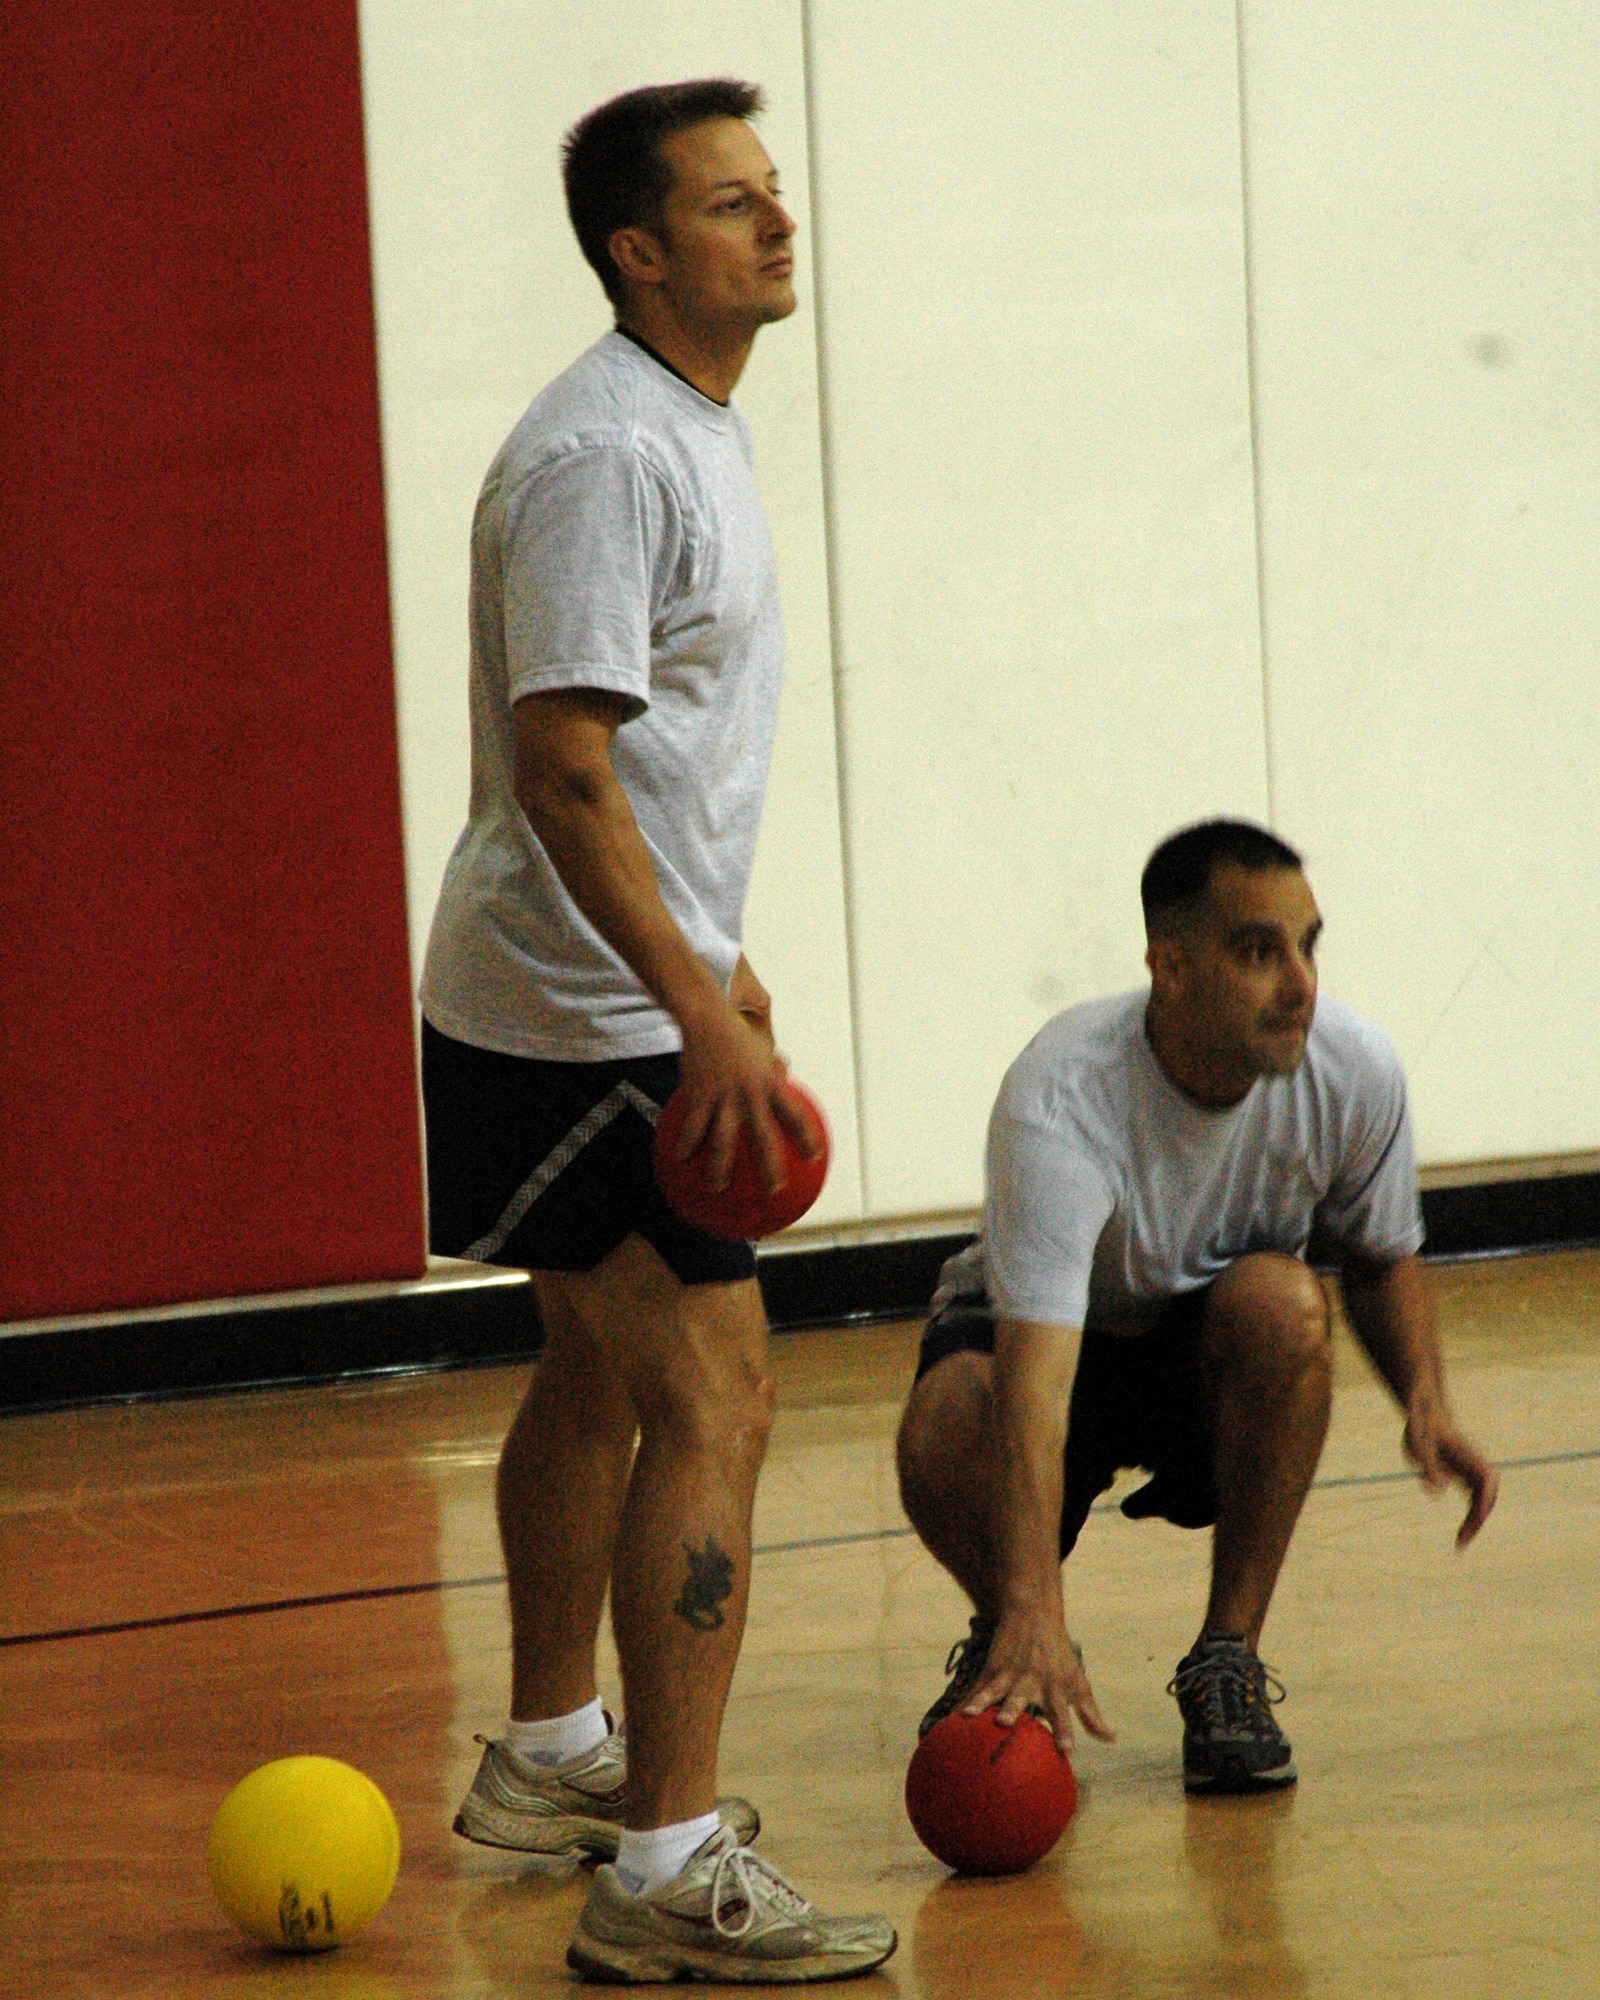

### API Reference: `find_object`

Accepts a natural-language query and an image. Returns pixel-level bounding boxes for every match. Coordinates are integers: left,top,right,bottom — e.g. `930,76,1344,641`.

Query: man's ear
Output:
1145,932,1187,998
608,224,667,291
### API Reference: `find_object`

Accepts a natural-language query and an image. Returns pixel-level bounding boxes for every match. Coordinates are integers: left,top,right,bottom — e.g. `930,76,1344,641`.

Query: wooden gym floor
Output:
3,1247,1597,1999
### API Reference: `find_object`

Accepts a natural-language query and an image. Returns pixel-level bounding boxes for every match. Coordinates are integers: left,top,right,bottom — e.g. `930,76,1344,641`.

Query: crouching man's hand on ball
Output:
965,1609,1115,1755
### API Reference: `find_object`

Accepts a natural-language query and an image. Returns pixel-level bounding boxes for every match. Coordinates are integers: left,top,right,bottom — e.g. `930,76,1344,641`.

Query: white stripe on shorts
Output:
463,1079,661,1264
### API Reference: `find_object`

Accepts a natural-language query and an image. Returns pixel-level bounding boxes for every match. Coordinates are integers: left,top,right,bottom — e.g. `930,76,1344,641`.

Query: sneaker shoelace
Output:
942,1618,996,1699
709,1843,814,1940
1167,1648,1285,1734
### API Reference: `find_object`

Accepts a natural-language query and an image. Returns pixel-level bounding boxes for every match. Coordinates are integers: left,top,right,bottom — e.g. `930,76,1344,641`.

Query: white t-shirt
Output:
934,990,1424,1335
421,331,783,1060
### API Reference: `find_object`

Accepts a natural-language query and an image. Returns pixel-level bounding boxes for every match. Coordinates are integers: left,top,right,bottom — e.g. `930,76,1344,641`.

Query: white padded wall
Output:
806,2,1268,1215
359,0,1595,1234
1242,1,1600,1166
358,1,863,1218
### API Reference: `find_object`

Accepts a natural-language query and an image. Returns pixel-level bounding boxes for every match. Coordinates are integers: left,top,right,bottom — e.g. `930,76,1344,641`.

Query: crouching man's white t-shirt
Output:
933,991,1424,1336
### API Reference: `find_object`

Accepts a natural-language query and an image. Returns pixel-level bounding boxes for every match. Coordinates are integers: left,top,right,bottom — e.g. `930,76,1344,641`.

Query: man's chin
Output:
1255,1030,1309,1078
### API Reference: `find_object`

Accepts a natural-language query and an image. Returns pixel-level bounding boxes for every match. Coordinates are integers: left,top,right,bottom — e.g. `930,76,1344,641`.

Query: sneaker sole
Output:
455,1798,622,1857
566,1932,897,1985
1182,1758,1298,1796
455,1795,762,1858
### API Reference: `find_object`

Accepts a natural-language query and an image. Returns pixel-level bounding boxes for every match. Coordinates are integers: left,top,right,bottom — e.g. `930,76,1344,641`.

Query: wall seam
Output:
1233,0,1278,826
798,0,873,1214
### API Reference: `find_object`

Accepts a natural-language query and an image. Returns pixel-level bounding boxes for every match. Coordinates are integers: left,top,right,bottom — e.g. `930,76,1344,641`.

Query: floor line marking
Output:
4,1446,1595,1649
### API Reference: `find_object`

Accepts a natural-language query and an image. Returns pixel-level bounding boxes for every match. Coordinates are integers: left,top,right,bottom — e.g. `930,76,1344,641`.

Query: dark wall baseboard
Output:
2,1175,1594,1416
0,1272,543,1419
1419,1172,1600,1260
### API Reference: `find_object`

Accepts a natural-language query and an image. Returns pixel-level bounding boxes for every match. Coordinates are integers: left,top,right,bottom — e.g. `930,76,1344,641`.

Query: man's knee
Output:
896,1351,992,1515
1205,1253,1332,1380
630,1322,777,1466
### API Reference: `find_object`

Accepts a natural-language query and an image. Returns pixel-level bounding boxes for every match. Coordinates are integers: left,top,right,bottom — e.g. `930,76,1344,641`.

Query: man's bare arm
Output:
964,1317,1114,1750
1338,1252,1498,1546
514,688,813,1186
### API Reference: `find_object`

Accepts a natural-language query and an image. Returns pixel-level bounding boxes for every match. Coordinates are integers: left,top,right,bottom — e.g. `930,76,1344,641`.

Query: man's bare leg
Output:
498,1277,639,1721
895,1351,1003,1617
1196,1252,1333,1651
510,1232,774,1831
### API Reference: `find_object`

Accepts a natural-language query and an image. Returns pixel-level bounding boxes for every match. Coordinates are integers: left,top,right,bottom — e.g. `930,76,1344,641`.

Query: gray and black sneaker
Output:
1167,1634,1297,1794
918,1614,998,1738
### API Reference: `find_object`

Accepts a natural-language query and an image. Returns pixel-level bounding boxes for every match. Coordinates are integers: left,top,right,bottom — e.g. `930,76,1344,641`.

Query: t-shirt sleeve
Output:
1315,1035,1425,1263
983,1107,1117,1328
501,444,685,717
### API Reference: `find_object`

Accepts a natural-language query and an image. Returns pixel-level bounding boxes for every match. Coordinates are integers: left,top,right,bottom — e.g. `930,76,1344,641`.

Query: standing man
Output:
421,82,894,1984
897,820,1497,1794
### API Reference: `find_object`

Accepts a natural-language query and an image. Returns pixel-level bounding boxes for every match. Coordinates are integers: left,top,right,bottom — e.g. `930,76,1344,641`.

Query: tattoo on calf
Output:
674,1534,735,1631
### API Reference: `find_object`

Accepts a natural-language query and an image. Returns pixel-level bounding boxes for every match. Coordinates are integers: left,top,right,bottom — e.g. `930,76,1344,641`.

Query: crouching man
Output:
897,819,1497,1793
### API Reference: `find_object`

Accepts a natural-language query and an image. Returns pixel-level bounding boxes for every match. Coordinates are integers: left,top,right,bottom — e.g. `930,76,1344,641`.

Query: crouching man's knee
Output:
1205,1253,1333,1386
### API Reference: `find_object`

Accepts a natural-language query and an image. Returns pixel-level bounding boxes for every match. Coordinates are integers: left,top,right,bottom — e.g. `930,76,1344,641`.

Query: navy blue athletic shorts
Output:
914,1285,1217,1557
421,1019,758,1286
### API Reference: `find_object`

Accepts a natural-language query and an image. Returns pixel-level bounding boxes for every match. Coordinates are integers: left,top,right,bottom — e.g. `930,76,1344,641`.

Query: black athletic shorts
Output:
914,1286,1216,1558
420,1019,758,1286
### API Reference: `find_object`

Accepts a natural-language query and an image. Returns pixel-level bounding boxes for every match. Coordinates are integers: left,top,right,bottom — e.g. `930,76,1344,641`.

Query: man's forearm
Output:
1339,1254,1445,1412
519,757,727,1032
515,691,791,1177
990,1321,1081,1614
1341,1250,1498,1542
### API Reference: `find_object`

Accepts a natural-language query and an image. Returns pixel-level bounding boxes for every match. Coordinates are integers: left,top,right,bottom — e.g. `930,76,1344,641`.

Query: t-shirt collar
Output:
613,325,732,409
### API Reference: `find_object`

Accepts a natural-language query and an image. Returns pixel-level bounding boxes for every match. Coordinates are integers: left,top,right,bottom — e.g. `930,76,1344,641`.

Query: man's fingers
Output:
968,1677,1069,1747
672,1083,795,1193
1456,1464,1499,1547
746,1094,789,1193
772,1080,823,1161
1062,1658,1115,1743
1406,1424,1446,1490
956,1666,1103,1761
674,1090,715,1162
962,1666,1045,1723
963,1664,1084,1754
1037,1678,1083,1753
960,1671,1005,1717
702,1097,743,1189
1072,1685,1116,1743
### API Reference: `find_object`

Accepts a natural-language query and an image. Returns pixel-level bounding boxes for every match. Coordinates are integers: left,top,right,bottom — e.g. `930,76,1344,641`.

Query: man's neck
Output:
1144,998,1255,1110
615,306,754,405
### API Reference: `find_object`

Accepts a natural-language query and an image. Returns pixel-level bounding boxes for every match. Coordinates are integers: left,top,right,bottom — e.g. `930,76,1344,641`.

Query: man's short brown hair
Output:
562,80,765,306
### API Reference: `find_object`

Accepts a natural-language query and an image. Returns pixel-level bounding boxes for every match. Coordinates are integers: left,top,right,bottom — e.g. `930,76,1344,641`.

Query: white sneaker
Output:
454,1734,759,1861
567,1823,897,1984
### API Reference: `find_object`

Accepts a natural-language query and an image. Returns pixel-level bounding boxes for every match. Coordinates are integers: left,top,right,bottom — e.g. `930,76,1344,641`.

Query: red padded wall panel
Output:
0,2,426,1318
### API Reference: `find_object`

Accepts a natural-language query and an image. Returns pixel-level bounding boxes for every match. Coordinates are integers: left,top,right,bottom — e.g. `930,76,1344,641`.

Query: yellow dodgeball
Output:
206,1756,400,1952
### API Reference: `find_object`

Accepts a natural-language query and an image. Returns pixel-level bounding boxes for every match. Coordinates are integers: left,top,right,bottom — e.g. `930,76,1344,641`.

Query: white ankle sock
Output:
614,1811,722,1894
503,1698,609,1767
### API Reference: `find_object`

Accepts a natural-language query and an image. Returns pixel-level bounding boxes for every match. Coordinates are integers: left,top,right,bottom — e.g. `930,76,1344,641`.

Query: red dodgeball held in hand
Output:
653,1078,829,1240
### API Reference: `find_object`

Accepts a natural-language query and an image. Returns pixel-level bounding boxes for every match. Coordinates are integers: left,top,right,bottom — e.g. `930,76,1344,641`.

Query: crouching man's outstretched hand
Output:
1404,1400,1499,1547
